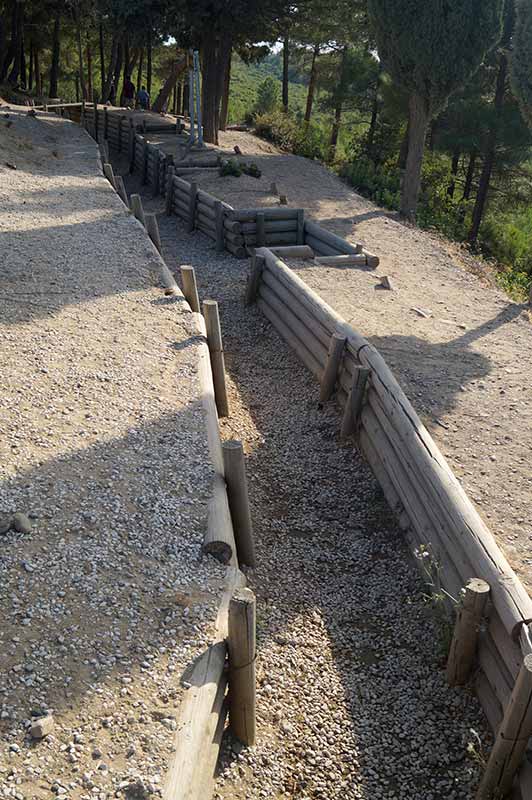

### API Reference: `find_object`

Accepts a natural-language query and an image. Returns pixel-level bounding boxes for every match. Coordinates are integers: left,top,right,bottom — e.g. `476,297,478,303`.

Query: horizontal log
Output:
478,630,513,710
268,245,315,259
262,269,330,351
243,231,298,247
174,206,189,221
197,211,216,232
225,240,247,258
197,220,217,241
304,234,340,256
304,220,361,255
258,283,328,369
223,219,243,234
229,208,302,222
315,254,368,267
241,219,298,234
197,202,216,221
224,230,245,246
475,670,503,733
257,296,323,379
197,189,233,214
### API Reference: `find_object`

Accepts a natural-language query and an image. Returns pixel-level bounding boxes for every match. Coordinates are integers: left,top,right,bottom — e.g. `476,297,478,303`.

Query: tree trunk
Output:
19,24,26,88
175,81,181,114
400,93,430,220
397,121,410,169
220,48,232,131
152,56,187,114
304,44,319,123
28,36,33,90
75,6,87,100
102,34,118,102
328,45,349,162
34,46,40,95
468,53,508,245
182,76,189,116
136,47,143,92
215,31,231,135
49,10,60,98
146,29,152,94
202,30,219,143
447,148,460,197
114,39,122,100
99,20,105,99
86,39,93,100
462,151,477,200
0,7,7,80
7,0,23,85
1,1,17,82
366,65,381,161
282,35,289,112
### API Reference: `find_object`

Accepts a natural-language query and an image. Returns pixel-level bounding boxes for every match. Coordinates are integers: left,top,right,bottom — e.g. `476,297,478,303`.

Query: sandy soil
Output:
0,108,225,799
147,125,532,599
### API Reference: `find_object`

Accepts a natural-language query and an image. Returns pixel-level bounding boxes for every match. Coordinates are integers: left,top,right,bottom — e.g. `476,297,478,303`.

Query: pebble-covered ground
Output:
119,162,493,800
0,109,226,799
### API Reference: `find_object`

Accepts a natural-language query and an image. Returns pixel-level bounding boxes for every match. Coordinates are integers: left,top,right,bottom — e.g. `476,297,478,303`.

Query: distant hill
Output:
227,54,309,124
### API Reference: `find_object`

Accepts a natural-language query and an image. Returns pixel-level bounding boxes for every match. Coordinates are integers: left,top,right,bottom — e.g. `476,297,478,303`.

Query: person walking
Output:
137,85,150,110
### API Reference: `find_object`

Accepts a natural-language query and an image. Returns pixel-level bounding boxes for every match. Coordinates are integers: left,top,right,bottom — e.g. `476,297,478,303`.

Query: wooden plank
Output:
304,220,361,255
228,588,256,745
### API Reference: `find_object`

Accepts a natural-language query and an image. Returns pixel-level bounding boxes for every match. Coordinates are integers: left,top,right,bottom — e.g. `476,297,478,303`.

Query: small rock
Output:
12,512,32,534
124,779,153,800
30,715,54,739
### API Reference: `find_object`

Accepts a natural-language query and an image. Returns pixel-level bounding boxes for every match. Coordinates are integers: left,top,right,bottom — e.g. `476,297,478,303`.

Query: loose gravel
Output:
0,109,226,800
120,162,493,800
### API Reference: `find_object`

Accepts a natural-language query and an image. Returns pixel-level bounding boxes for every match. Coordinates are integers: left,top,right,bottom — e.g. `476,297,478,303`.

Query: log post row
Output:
165,166,176,214
228,588,256,745
142,140,149,185
128,119,135,173
103,162,117,190
188,181,198,233
145,213,162,253
203,300,229,417
320,333,346,403
103,106,108,140
245,253,265,305
340,367,370,440
115,175,129,207
130,194,146,227
214,200,224,252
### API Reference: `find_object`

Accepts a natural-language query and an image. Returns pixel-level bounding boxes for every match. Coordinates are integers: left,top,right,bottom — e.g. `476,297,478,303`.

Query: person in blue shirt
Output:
137,85,150,110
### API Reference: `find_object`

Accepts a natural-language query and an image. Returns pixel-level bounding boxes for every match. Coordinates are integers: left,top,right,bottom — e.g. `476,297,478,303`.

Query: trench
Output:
113,154,491,800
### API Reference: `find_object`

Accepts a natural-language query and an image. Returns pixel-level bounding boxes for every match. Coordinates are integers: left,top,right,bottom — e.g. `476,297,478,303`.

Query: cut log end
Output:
203,540,233,565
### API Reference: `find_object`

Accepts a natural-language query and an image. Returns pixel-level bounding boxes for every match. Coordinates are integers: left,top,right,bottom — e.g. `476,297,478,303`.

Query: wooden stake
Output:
153,152,161,196
476,654,532,799
165,166,175,215
222,441,256,567
181,265,200,312
446,578,490,686
103,162,116,190
256,212,265,247
145,213,162,253
115,175,129,207
188,181,198,233
245,253,264,305
320,333,346,403
117,115,123,152
203,300,229,417
228,588,256,746
296,209,305,245
214,200,224,252
130,194,146,226
128,119,135,173
142,141,149,184
341,367,370,439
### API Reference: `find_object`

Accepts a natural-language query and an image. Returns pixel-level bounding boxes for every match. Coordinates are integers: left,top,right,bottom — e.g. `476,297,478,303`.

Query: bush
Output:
254,111,326,160
219,159,262,179
339,156,401,210
254,77,280,116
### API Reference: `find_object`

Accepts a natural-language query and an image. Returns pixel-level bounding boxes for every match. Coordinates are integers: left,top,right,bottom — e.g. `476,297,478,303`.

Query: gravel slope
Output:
120,165,492,800
0,109,225,800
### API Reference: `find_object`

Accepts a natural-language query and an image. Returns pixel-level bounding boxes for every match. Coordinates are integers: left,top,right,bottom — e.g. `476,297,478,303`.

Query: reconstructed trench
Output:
117,158,492,800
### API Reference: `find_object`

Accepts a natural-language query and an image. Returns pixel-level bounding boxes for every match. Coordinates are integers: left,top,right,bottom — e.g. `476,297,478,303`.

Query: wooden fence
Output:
251,246,532,800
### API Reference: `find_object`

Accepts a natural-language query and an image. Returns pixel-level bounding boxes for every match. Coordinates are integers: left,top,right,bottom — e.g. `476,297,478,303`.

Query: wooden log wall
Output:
251,246,532,796
304,220,380,268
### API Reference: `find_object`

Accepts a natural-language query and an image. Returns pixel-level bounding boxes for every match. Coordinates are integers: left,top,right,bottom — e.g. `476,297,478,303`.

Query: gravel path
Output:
119,162,492,800
0,109,226,800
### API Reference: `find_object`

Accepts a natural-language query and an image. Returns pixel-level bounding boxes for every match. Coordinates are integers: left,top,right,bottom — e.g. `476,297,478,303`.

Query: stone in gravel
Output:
0,514,13,534
30,715,54,738
124,779,153,799
12,512,31,533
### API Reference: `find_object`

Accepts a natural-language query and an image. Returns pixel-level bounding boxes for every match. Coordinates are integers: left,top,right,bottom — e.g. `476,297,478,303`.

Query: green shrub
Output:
253,76,280,116
242,162,262,178
219,158,243,177
254,111,326,160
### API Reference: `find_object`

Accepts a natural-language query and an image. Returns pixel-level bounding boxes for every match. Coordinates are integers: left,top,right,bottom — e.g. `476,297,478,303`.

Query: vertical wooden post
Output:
222,441,256,567
340,367,370,439
245,252,264,305
128,119,135,174
446,578,490,686
296,209,305,245
180,266,200,312
92,91,98,140
145,213,162,253
187,182,198,233
165,166,175,215
476,654,532,800
130,194,146,226
142,141,149,185
256,212,265,247
103,106,108,139
115,175,129,207
103,162,117,190
214,200,224,252
203,299,229,418
320,333,346,403
228,588,256,746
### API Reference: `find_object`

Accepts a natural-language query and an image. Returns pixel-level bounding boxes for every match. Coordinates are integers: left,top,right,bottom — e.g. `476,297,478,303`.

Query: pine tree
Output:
367,0,504,219
511,0,532,128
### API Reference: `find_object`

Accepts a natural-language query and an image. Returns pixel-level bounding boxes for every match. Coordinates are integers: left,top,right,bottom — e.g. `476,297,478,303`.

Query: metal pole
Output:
188,52,195,145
